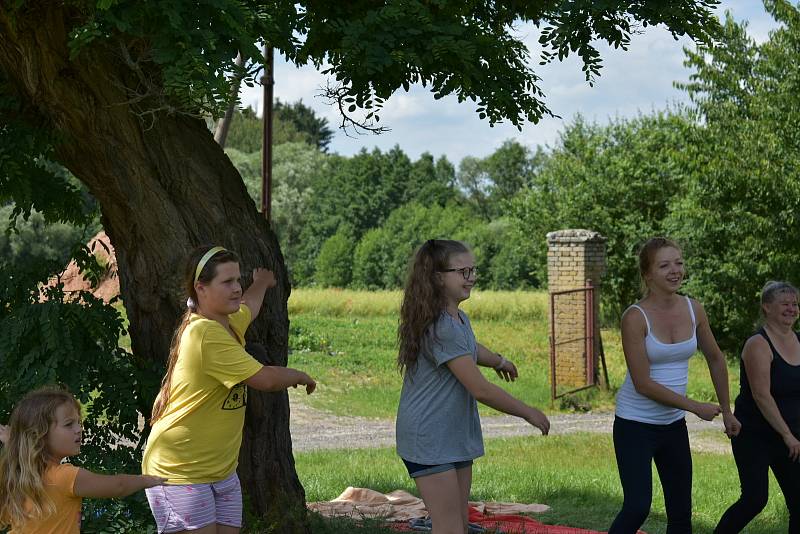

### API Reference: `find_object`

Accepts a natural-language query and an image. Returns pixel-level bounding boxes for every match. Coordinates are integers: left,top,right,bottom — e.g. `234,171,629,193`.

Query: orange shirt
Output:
9,463,81,534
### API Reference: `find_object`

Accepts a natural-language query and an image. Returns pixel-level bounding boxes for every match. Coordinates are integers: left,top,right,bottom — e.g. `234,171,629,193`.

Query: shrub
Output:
315,229,356,287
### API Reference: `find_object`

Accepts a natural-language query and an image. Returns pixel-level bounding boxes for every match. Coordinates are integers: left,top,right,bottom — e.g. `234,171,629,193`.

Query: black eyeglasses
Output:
439,266,477,279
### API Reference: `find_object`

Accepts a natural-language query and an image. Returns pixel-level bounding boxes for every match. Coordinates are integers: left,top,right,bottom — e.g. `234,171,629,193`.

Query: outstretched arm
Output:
244,366,316,394
447,355,549,435
74,470,166,499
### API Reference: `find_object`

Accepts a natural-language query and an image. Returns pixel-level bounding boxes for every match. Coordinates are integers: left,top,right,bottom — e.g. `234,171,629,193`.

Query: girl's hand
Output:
142,475,168,488
494,359,518,382
784,434,800,462
722,412,742,438
692,401,722,421
525,408,550,436
0,424,9,445
253,268,277,289
294,372,317,395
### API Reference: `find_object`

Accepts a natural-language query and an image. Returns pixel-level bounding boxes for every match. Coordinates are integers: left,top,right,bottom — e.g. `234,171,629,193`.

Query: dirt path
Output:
289,397,732,454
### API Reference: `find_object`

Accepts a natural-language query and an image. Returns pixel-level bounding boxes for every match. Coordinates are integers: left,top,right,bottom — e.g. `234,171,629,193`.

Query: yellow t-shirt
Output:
142,305,263,484
9,463,81,534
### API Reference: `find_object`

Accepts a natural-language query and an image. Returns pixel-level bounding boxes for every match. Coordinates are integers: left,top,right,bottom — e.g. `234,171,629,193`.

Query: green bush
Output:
315,229,357,287
0,247,157,533
663,9,800,350
226,142,332,284
352,228,393,290
471,218,540,290
510,112,697,323
350,203,484,290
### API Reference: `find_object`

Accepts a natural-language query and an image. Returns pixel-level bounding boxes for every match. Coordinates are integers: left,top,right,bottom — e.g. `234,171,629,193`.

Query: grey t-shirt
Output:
395,310,484,464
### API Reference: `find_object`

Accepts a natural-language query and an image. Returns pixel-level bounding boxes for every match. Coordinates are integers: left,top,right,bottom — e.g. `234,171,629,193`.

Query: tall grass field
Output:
286,289,739,417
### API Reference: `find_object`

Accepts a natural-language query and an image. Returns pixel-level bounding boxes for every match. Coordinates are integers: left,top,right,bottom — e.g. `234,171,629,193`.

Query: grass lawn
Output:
287,289,740,418
293,433,790,534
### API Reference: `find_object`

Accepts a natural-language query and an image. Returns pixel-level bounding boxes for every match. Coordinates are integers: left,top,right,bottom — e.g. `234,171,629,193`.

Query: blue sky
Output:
239,1,777,164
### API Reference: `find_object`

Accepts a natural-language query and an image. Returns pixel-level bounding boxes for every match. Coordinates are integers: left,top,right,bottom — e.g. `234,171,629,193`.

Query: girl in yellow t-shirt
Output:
142,246,316,534
0,387,166,534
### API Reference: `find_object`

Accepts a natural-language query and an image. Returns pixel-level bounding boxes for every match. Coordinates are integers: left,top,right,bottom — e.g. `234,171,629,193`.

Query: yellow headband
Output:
194,246,227,283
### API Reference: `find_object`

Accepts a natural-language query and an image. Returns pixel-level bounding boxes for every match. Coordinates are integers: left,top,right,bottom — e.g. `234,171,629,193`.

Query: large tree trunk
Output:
0,6,309,532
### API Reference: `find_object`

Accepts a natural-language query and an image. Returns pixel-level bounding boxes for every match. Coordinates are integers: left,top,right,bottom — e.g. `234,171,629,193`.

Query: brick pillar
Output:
546,229,607,389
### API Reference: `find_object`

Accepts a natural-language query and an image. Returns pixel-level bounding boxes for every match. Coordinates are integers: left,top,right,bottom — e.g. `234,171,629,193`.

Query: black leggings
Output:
609,416,692,534
715,425,800,533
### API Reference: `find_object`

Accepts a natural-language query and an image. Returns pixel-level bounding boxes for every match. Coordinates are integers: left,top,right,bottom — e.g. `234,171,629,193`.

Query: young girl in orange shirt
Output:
0,387,165,533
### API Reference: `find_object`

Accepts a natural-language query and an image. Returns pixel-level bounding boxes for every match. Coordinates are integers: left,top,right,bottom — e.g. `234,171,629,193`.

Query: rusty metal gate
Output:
548,280,608,401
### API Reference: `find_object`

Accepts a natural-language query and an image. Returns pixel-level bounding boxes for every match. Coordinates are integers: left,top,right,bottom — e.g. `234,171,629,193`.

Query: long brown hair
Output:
397,239,470,375
150,246,239,424
0,387,81,528
637,236,682,296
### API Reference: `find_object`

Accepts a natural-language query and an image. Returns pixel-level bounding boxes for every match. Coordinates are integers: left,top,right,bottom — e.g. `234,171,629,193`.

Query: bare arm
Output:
476,342,518,382
622,308,721,421
74,469,166,499
743,336,800,461
694,300,741,437
241,268,276,319
243,366,316,394
447,355,549,435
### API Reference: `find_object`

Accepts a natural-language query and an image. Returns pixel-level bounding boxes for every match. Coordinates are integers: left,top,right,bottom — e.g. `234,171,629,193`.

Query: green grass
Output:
287,289,740,418
294,433,790,534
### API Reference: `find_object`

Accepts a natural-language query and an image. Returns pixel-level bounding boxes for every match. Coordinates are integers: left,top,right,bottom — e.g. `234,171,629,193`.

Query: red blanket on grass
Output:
387,505,646,534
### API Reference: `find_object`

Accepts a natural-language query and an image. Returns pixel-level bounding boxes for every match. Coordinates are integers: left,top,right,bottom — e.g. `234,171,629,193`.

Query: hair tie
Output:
194,246,227,283
186,297,196,309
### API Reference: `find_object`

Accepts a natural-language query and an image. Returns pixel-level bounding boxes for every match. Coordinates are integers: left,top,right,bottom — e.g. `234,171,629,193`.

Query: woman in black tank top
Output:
715,281,800,533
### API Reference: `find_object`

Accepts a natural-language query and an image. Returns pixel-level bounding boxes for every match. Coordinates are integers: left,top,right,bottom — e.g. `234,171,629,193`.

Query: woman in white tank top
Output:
608,237,741,534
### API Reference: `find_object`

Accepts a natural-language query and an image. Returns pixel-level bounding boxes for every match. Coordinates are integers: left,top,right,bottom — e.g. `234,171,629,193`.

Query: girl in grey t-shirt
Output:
395,239,550,533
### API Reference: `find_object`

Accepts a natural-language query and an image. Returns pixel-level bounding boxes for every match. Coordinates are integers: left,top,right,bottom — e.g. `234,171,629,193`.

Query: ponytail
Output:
150,309,192,424
150,246,239,424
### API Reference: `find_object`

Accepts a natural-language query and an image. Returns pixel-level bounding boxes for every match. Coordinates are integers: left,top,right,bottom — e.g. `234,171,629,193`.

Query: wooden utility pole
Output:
261,46,274,222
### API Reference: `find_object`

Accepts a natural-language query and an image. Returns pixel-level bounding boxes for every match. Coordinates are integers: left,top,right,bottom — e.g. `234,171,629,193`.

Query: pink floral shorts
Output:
145,472,242,533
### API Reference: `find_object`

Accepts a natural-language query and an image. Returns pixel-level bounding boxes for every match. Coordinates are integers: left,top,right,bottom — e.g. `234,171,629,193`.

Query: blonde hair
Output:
150,246,239,424
0,386,81,528
637,236,682,295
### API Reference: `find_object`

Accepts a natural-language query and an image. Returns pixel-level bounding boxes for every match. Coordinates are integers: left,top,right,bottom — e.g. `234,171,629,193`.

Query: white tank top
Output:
615,296,698,425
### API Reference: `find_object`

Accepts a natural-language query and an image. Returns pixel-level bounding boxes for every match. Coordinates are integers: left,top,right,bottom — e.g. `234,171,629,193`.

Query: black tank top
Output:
734,327,800,432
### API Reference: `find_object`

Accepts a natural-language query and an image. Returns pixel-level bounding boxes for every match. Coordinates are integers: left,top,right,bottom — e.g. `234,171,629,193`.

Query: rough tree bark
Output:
0,5,308,531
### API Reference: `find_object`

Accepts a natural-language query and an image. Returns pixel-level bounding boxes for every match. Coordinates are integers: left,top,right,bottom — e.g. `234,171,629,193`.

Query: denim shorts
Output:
402,458,473,478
